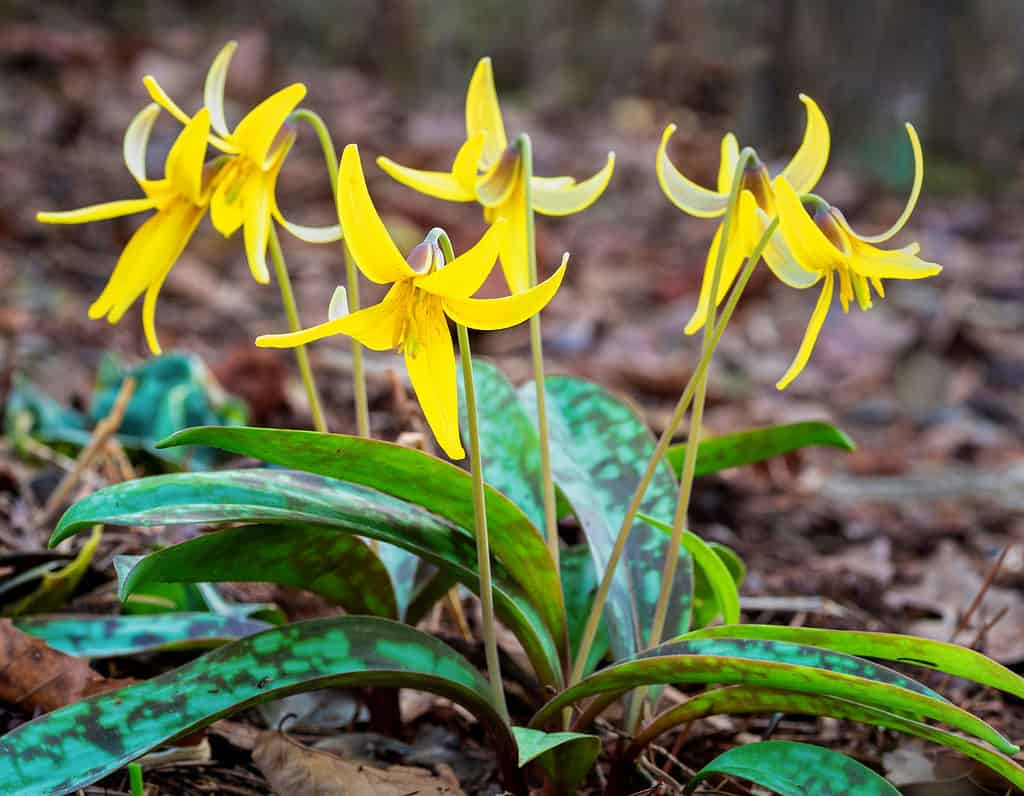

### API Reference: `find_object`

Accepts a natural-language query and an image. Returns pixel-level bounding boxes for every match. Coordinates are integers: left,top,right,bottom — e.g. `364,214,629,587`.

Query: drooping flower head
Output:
257,145,567,459
37,105,214,353
377,58,613,293
657,96,830,333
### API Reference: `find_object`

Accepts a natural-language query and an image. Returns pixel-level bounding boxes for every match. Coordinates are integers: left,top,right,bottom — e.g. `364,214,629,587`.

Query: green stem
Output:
569,213,779,687
291,108,369,437
435,229,508,720
268,225,327,433
128,763,144,796
516,134,561,581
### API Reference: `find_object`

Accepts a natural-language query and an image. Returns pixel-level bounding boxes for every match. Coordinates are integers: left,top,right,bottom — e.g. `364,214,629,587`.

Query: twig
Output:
949,546,1010,644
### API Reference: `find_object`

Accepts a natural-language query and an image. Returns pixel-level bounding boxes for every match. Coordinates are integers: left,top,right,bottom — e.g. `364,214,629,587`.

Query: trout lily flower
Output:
257,145,567,459
143,41,340,284
657,95,830,333
766,137,939,389
37,105,213,354
377,57,613,293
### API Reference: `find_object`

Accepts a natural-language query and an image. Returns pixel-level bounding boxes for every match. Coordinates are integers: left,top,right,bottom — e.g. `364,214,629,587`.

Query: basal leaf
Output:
15,613,269,658
669,420,856,478
560,545,610,676
0,617,524,796
512,726,600,794
683,740,899,796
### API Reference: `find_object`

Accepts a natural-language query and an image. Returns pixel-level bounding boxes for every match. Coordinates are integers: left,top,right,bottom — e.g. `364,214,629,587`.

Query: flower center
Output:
741,159,774,211
476,146,521,208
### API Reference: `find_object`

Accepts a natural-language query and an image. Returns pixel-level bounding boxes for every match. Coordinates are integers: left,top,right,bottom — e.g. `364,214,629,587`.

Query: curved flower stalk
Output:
657,95,830,333
378,57,614,293
257,145,567,461
766,160,939,389
37,105,213,354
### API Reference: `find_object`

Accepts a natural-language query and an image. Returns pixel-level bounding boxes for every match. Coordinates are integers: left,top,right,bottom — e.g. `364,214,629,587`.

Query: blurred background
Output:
3,0,1024,682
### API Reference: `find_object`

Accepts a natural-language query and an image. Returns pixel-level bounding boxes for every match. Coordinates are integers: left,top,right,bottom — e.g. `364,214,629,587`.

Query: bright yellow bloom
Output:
377,57,613,293
257,145,567,459
766,159,939,390
37,105,214,354
657,95,831,333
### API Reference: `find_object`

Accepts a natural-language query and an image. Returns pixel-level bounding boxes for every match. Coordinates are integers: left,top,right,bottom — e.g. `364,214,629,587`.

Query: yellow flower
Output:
657,95,831,333
257,145,567,459
377,57,614,293
143,41,339,284
37,105,213,354
766,148,940,390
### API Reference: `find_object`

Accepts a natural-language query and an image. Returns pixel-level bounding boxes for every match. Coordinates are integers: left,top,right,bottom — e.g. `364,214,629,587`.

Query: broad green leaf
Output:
669,420,856,478
15,613,269,658
114,524,398,619
683,740,899,796
625,686,1024,792
529,637,1017,754
639,513,739,626
155,426,566,657
692,542,745,630
5,527,101,617
511,726,600,794
560,545,610,675
520,376,691,659
682,624,1024,701
53,469,561,687
0,617,524,796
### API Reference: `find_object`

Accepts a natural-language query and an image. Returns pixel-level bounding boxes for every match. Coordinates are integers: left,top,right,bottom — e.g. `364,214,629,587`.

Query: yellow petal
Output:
123,103,161,183
273,210,342,244
846,123,923,244
142,75,192,127
141,246,186,355
848,242,942,280
416,219,506,298
778,94,830,194
465,57,507,169
443,255,567,330
475,147,521,208
656,124,729,218
336,144,415,284
717,133,740,194
376,157,475,202
242,172,271,284
531,152,615,216
165,108,211,205
492,182,530,293
210,164,245,237
37,198,156,225
205,41,237,137
231,83,306,167
776,272,834,390
405,297,464,460
757,208,822,289
257,283,409,352
773,176,844,271
452,132,487,192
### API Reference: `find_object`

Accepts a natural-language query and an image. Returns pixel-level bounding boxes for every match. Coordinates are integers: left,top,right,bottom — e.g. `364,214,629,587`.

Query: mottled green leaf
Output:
15,613,269,658
53,469,561,687
0,617,524,796
684,740,899,795
669,420,856,478
511,726,600,794
114,524,398,619
520,376,691,659
682,624,1024,701
560,545,610,675
529,637,1017,755
5,527,101,617
155,427,566,657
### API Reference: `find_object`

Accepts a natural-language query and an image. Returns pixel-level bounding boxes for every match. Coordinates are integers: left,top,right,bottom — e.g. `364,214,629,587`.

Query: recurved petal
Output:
231,83,306,167
848,242,942,280
452,132,487,193
773,177,844,271
376,156,475,202
205,41,237,137
416,219,506,298
657,124,729,218
405,297,464,460
717,133,740,194
123,103,161,183
165,108,211,205
443,254,567,330
531,153,615,216
778,94,830,194
37,198,156,225
757,208,822,289
242,172,271,284
273,210,342,243
776,272,834,390
256,283,408,352
465,57,508,169
336,145,415,284
142,75,192,126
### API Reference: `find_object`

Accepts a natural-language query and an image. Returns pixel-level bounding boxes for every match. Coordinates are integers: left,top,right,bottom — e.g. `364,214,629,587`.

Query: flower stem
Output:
268,224,327,433
569,213,778,687
516,134,561,578
291,108,369,437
